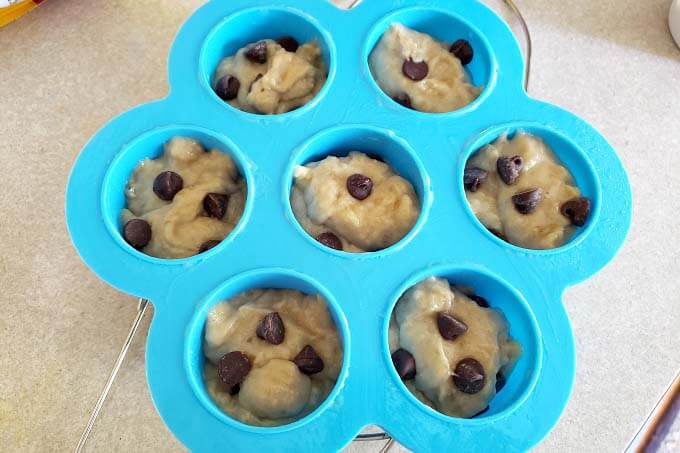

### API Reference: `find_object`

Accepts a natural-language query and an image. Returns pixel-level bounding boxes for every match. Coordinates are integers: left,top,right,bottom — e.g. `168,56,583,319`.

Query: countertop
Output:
1,0,679,451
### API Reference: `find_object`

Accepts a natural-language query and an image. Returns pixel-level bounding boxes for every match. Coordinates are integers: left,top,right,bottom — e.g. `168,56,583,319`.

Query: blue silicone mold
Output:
65,0,632,451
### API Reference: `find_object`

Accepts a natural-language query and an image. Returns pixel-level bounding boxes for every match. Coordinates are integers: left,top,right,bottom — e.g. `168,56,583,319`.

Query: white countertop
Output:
1,0,679,451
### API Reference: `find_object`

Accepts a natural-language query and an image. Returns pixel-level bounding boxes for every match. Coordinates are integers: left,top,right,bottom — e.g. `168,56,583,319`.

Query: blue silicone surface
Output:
65,0,632,452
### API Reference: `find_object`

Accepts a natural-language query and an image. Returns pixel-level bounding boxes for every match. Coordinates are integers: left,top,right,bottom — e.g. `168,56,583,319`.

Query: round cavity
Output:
384,265,541,421
283,125,432,257
185,268,350,432
101,125,253,264
200,7,335,118
460,124,601,253
363,7,496,114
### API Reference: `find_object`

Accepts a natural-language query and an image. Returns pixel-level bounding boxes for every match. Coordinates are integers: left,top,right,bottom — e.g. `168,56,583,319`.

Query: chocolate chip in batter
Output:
316,232,343,251
249,73,263,93
393,93,412,109
402,58,428,81
203,193,228,219
464,167,488,192
497,155,523,185
346,173,373,200
449,39,474,65
495,372,506,392
215,75,240,101
256,312,285,345
469,294,490,308
453,358,486,394
294,345,324,375
391,348,416,380
245,41,267,64
437,312,468,340
229,383,241,395
512,188,543,214
277,36,299,52
123,219,151,249
153,171,183,201
560,196,591,227
198,239,221,253
217,351,251,389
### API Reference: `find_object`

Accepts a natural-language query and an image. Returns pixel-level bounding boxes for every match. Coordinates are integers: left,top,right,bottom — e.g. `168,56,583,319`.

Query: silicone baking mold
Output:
65,0,632,451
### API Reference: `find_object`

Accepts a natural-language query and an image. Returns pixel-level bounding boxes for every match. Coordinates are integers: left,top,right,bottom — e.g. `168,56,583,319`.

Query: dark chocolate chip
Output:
560,197,591,227
123,219,151,249
391,348,416,380
277,36,299,52
402,58,428,81
198,239,221,253
346,173,373,200
512,188,544,214
293,345,324,375
217,351,251,389
469,294,490,308
473,406,490,417
229,383,241,395
203,193,228,219
453,358,486,394
488,228,507,241
153,171,183,201
215,75,240,101
464,167,488,192
316,232,343,251
256,312,285,345
449,39,474,65
497,155,523,185
249,73,263,93
393,93,412,109
245,41,267,64
437,312,468,341
495,372,506,392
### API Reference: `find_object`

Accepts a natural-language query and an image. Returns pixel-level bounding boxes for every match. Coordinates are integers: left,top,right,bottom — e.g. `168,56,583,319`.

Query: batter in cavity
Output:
291,152,420,252
121,137,246,259
389,277,521,418
464,132,591,249
214,36,327,114
203,289,343,426
369,24,481,113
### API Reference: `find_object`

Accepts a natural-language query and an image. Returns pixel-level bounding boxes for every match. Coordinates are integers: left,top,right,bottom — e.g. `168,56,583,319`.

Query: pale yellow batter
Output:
369,24,481,113
291,152,420,252
465,133,585,249
204,289,342,426
214,39,327,114
121,137,246,258
389,277,520,418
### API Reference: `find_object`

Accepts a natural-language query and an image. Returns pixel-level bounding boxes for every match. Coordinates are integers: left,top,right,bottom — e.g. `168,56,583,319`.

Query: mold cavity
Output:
284,125,432,256
185,269,349,431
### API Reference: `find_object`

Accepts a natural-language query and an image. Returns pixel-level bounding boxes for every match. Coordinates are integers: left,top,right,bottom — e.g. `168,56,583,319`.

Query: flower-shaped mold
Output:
65,0,632,452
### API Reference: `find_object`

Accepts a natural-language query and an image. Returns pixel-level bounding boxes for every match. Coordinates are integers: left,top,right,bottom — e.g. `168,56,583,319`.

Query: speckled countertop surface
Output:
1,0,679,451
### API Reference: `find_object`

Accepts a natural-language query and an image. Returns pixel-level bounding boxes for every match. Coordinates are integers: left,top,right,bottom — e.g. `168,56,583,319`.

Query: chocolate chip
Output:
198,239,221,253
469,294,490,308
393,93,412,109
277,36,299,52
245,41,267,64
391,348,416,380
449,39,474,65
497,155,523,185
316,232,343,250
215,75,240,101
495,372,506,392
453,358,486,394
512,188,543,214
217,351,251,389
256,312,285,345
488,228,507,241
153,171,183,201
464,167,488,192
561,197,591,227
346,173,373,200
437,312,468,340
249,73,263,93
229,383,241,395
402,58,428,81
293,345,324,375
123,219,151,249
203,193,228,219
473,406,490,417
